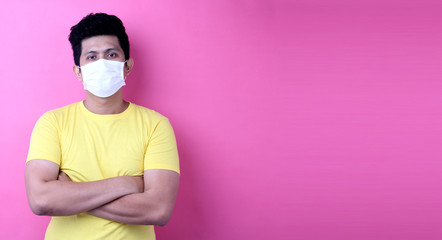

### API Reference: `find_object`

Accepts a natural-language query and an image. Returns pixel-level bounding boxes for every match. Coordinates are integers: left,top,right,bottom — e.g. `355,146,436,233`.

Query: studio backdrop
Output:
1,1,441,240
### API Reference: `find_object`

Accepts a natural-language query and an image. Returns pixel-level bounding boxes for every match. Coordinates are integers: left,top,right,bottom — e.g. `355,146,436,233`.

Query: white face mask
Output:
80,59,126,98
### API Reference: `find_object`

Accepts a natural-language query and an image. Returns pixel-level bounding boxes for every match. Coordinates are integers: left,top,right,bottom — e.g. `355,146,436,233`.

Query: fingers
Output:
58,172,72,182
134,176,144,193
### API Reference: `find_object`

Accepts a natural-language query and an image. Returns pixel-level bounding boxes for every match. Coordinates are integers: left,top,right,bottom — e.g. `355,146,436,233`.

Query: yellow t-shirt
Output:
27,101,179,240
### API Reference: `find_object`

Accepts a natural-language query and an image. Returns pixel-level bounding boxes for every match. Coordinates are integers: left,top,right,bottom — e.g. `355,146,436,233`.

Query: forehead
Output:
81,35,122,54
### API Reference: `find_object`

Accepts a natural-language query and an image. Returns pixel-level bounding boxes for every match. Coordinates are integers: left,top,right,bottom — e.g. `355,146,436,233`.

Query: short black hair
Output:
68,13,130,66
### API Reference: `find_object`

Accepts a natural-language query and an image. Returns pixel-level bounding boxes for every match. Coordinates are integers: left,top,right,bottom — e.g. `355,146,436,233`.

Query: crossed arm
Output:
25,159,179,226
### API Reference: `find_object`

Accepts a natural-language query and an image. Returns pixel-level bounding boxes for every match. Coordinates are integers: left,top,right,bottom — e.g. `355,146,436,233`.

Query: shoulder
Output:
37,102,82,126
130,103,169,122
47,102,81,116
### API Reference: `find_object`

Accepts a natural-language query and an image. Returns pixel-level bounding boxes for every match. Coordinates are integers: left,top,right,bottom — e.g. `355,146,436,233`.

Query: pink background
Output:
0,1,441,239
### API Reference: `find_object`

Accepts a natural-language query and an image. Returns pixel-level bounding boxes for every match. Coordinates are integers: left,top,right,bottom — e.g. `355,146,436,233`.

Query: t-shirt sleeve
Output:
26,112,61,165
144,119,180,174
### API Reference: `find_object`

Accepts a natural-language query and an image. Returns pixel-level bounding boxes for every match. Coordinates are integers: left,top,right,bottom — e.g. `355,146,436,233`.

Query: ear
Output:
124,58,134,78
73,65,82,82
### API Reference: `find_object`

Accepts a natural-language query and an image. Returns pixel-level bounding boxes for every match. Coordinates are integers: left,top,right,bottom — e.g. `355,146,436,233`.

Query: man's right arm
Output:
25,159,143,216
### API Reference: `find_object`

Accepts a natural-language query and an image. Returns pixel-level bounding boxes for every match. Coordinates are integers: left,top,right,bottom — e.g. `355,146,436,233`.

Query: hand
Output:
130,176,144,193
116,176,145,194
58,171,72,182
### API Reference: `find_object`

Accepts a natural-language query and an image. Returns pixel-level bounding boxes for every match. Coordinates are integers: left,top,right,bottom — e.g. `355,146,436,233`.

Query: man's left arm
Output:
87,169,179,226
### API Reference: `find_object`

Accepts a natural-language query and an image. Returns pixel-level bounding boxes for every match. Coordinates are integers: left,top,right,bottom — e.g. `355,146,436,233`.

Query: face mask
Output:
80,59,126,98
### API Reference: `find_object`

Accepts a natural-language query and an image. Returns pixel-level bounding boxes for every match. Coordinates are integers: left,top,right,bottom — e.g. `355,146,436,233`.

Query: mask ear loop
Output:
76,65,82,78
123,60,128,80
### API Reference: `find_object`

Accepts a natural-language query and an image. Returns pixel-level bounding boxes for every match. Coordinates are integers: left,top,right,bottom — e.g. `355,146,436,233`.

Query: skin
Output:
73,35,134,114
25,35,180,225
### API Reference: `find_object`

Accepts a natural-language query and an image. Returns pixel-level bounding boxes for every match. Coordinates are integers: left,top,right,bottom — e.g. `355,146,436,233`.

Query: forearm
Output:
88,191,169,225
29,176,139,216
88,169,179,225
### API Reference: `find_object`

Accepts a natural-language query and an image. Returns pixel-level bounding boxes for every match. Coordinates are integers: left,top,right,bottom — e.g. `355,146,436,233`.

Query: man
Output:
25,13,180,240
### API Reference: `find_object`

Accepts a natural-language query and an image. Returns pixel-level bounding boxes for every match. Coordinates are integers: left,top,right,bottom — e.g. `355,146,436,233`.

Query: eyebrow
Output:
85,48,120,55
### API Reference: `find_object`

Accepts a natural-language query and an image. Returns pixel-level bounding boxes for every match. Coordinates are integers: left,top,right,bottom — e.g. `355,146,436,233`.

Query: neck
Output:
83,90,129,114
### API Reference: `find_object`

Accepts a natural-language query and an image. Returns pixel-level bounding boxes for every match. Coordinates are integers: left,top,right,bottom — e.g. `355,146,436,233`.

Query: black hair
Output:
68,13,130,66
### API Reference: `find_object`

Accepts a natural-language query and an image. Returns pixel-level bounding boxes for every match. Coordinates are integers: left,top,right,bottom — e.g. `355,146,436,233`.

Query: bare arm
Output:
88,169,179,226
24,159,143,216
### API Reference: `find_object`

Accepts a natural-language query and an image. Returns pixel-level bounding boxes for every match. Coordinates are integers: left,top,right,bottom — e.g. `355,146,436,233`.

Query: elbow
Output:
155,213,171,227
154,205,174,226
29,197,51,216
32,208,48,216
141,208,173,226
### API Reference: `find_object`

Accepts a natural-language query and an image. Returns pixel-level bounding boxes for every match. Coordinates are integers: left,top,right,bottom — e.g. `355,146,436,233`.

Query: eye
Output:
87,55,96,60
108,52,117,58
